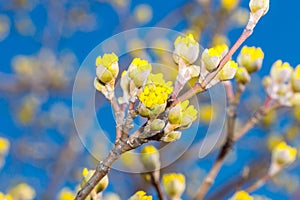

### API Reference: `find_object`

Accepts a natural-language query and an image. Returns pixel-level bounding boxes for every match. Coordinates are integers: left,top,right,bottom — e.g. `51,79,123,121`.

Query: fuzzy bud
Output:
140,145,160,171
162,173,186,199
173,34,200,64
235,67,251,84
237,46,264,73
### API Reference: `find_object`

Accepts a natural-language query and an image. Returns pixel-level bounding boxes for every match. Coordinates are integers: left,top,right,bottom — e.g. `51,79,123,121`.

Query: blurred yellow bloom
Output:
199,104,215,124
140,145,160,171
134,4,152,24
0,137,10,156
267,135,283,151
221,0,239,11
270,60,293,83
230,190,253,200
8,183,36,200
0,192,12,200
237,46,264,73
58,188,75,200
286,126,299,141
162,173,186,199
129,191,152,200
272,141,297,166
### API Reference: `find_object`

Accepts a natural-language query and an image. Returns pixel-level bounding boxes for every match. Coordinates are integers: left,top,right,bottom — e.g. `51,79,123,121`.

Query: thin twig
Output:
245,174,270,193
150,172,165,200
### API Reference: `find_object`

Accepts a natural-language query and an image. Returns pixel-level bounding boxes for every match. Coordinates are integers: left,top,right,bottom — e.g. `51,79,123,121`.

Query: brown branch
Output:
193,82,245,200
245,173,270,193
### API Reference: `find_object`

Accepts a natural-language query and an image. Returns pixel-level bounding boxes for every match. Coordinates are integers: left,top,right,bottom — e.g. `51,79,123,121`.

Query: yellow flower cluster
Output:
129,191,152,200
230,190,253,200
139,74,173,108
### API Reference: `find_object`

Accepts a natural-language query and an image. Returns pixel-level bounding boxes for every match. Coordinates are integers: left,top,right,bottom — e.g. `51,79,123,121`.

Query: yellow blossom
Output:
270,60,293,83
138,73,172,109
8,183,36,200
129,191,152,200
221,0,239,11
162,173,186,199
235,67,251,84
230,190,253,200
272,141,297,166
58,188,75,200
199,104,215,124
128,58,152,88
237,46,264,73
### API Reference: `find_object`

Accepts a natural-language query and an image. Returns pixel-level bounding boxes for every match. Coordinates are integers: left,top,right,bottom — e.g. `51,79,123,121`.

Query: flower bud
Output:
235,67,251,84
272,141,297,167
161,131,182,143
95,53,119,84
201,44,228,72
129,191,152,200
221,0,239,11
150,119,165,131
128,58,152,88
162,173,186,199
168,100,198,129
218,60,238,81
249,0,269,15
8,183,36,200
270,60,293,83
291,65,300,92
237,46,264,73
140,145,160,171
229,190,253,200
173,34,200,64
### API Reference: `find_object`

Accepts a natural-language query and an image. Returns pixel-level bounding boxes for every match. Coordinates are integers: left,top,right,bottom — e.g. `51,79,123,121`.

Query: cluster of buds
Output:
160,100,198,142
229,190,253,200
94,53,119,100
119,58,152,104
263,60,300,106
269,141,297,176
162,173,186,200
129,191,152,200
137,73,173,119
235,46,264,84
200,44,238,88
81,168,109,197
